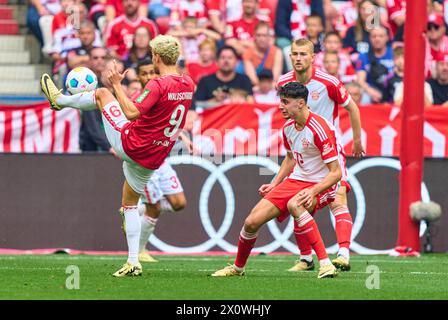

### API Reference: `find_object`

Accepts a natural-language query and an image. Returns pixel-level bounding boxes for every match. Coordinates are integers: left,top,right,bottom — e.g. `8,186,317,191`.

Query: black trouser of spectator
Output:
26,5,43,47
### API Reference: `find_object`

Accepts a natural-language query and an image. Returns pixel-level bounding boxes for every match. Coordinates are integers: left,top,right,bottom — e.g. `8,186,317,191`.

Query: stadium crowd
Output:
27,0,448,151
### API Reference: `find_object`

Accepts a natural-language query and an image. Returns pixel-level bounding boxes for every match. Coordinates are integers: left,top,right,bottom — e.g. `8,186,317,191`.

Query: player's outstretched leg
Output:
287,197,337,279
138,203,159,263
40,74,98,111
212,199,279,277
330,187,352,271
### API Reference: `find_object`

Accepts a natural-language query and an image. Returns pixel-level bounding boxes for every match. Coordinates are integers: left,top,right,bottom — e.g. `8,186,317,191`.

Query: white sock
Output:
139,215,157,253
123,206,141,265
338,247,350,260
319,258,332,267
160,197,175,213
300,254,313,262
56,91,97,110
137,203,146,216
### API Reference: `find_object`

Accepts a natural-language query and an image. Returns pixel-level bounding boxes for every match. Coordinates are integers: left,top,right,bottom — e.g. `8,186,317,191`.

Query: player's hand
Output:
108,60,128,85
258,184,274,197
296,188,316,208
352,140,365,158
109,147,120,160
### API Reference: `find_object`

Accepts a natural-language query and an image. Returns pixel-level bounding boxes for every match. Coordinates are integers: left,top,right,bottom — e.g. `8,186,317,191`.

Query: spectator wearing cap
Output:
242,21,283,86
356,26,394,103
194,45,254,110
186,39,219,84
254,69,279,104
428,53,448,106
426,12,448,63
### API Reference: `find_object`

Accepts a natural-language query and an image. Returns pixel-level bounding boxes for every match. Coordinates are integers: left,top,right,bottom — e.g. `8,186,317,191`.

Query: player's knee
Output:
287,198,298,213
244,216,260,233
171,198,187,211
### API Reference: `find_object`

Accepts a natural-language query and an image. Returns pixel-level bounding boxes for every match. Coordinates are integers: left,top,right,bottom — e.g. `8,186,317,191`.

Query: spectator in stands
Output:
345,81,364,105
305,14,325,53
79,47,112,153
274,0,325,49
27,0,61,46
324,0,357,38
66,21,97,70
322,51,340,79
314,31,357,83
253,69,280,104
105,0,148,24
127,79,143,97
105,0,158,59
123,26,152,81
224,0,264,55
169,0,209,29
167,16,221,64
148,0,175,21
242,21,283,86
385,0,405,39
51,0,75,34
343,0,378,59
186,38,219,84
356,26,394,103
194,45,254,110
426,13,448,67
428,53,448,106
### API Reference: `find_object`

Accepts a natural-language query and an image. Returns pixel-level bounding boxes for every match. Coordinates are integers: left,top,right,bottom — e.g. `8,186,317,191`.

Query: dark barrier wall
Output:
0,154,447,253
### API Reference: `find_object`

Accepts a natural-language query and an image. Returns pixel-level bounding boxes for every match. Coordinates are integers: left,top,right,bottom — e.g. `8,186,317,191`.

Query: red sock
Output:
333,207,353,250
295,212,328,261
293,219,312,256
234,228,258,268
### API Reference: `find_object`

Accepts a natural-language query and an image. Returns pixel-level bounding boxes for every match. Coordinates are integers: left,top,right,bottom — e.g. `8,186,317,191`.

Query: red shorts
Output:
264,178,338,223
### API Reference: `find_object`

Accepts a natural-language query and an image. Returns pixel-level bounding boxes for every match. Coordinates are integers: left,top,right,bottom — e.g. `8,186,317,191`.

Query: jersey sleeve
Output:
133,80,162,115
312,121,338,163
327,78,351,108
282,127,291,151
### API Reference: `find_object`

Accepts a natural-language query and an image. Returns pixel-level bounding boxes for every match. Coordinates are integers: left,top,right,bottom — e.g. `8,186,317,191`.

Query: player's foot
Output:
138,251,158,263
112,262,142,277
40,74,63,111
317,264,338,279
211,264,245,277
118,207,126,238
332,255,351,271
288,259,315,272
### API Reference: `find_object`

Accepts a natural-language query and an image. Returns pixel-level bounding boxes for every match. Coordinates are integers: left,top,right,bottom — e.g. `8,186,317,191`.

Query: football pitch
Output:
0,254,447,300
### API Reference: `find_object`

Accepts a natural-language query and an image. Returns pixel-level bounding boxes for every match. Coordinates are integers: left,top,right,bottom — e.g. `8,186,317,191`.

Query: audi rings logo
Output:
149,156,430,255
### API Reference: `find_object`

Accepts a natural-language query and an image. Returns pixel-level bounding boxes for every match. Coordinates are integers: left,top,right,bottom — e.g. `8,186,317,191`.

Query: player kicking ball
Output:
212,82,342,279
40,35,195,277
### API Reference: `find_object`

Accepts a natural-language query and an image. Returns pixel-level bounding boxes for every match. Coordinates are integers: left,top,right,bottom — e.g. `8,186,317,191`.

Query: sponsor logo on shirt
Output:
167,92,193,100
153,139,170,147
136,89,150,103
311,90,320,100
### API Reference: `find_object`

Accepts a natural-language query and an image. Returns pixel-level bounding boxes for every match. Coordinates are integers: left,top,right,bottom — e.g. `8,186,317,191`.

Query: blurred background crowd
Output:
21,0,448,151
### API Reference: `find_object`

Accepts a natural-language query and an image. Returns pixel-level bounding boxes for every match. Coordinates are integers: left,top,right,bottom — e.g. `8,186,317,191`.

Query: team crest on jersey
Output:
136,89,150,103
311,90,319,100
301,138,310,149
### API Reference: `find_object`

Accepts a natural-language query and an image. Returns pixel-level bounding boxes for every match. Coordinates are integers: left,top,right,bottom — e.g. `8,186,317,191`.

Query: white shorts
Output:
102,101,153,198
142,161,184,204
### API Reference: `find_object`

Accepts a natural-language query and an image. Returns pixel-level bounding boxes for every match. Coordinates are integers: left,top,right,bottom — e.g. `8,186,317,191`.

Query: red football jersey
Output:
224,17,262,41
186,62,219,84
121,74,195,170
106,0,149,17
105,15,158,59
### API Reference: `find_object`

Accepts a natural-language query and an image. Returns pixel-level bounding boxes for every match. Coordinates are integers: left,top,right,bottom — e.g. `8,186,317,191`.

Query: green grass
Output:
0,254,447,300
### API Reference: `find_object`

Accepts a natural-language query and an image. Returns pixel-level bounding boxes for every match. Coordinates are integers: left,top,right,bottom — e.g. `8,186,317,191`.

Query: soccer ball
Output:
66,67,98,95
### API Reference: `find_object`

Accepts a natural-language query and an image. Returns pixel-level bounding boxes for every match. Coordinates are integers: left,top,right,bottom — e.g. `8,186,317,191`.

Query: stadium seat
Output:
39,15,54,56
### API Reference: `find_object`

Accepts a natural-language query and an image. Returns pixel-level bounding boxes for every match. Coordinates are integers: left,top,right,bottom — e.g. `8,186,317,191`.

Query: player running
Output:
40,35,195,277
128,59,188,263
277,38,365,272
212,82,342,279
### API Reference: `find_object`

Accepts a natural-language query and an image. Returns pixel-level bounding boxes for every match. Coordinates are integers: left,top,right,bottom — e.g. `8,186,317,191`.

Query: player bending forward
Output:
129,59,187,263
212,82,342,279
277,38,365,272
40,35,195,277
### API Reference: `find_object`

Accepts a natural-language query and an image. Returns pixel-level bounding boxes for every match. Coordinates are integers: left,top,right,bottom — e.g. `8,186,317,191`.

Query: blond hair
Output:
292,38,315,54
149,35,181,66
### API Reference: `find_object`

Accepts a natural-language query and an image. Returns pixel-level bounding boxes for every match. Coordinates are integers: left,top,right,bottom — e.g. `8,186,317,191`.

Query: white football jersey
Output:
282,112,339,182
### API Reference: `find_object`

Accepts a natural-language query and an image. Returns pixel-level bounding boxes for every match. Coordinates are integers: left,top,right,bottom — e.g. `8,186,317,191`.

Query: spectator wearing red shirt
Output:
224,0,266,55
51,0,75,34
186,38,219,84
105,0,149,24
385,0,406,38
105,0,158,59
